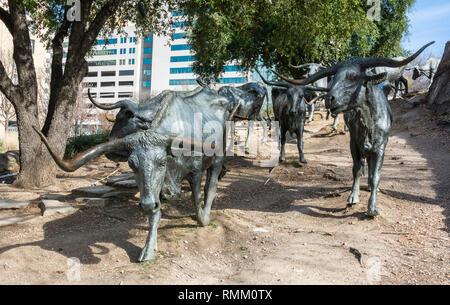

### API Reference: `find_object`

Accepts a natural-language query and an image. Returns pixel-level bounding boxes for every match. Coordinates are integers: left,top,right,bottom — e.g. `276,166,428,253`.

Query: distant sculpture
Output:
256,69,327,163
412,57,442,88
275,42,434,216
370,56,409,99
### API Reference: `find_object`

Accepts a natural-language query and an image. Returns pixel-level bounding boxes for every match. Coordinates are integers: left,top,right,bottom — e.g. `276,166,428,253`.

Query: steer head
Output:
273,42,435,115
88,89,157,161
255,69,328,115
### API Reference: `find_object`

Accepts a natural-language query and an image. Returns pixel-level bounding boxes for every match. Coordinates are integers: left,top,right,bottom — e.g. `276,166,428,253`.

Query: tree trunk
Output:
427,41,450,126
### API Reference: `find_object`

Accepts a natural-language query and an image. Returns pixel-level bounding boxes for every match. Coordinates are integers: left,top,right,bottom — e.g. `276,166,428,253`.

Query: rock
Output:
75,197,108,207
0,150,20,172
113,179,137,188
40,193,68,200
0,199,30,210
101,191,137,198
427,41,450,126
106,174,134,185
72,186,117,197
39,200,76,216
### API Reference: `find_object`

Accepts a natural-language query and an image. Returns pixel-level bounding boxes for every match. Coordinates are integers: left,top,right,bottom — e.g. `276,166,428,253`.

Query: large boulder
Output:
427,41,450,126
0,150,20,172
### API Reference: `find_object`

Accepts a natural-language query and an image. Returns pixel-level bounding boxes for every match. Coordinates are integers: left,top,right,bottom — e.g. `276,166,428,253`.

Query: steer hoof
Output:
138,247,156,262
347,193,360,205
299,157,307,164
366,208,380,218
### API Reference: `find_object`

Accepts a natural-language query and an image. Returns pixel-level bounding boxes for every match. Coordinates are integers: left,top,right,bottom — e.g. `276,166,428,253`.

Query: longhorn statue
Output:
274,42,434,216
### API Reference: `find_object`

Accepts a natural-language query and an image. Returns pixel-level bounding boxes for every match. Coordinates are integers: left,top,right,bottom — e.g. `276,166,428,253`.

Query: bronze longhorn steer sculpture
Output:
256,69,328,164
34,88,235,262
275,42,434,216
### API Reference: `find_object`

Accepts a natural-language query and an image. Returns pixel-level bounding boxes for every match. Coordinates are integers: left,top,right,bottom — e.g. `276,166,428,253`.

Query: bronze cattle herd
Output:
33,42,436,262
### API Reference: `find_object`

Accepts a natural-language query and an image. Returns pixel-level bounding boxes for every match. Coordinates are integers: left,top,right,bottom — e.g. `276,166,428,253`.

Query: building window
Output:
119,59,126,65
101,71,116,77
88,60,116,66
172,10,184,17
101,82,115,87
223,65,244,72
172,21,186,28
144,36,153,43
144,47,152,54
170,67,193,74
171,44,191,51
118,92,133,98
129,48,136,54
120,48,126,54
119,70,134,76
100,92,115,98
130,37,136,43
84,82,97,87
170,55,195,62
90,49,117,56
218,77,248,84
172,33,187,40
95,38,118,45
128,59,135,65
31,39,35,54
86,71,98,77
169,79,197,86
142,81,151,88
143,59,152,65
120,37,127,44
119,81,134,86
143,70,151,76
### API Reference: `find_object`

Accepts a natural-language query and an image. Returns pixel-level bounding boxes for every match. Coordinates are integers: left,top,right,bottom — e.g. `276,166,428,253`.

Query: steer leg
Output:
295,118,307,164
245,120,254,150
307,103,315,122
332,115,339,131
257,113,268,145
199,159,223,226
347,139,364,206
366,153,384,217
138,210,162,262
188,171,207,226
279,127,287,162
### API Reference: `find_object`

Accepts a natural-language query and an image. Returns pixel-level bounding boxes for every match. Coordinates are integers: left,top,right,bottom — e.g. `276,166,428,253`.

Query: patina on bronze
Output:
274,42,434,216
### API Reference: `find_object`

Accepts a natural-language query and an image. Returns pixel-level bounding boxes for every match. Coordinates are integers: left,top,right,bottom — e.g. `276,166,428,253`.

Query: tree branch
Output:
0,60,19,104
0,6,14,35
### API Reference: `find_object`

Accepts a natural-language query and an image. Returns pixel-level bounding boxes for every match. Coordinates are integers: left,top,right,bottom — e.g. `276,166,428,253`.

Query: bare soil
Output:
0,97,448,285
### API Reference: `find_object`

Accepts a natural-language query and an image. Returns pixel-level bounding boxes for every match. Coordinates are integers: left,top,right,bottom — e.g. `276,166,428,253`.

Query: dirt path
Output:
0,98,448,284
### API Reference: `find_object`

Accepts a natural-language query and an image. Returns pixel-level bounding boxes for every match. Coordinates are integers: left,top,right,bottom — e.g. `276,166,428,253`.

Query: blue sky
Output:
402,0,450,57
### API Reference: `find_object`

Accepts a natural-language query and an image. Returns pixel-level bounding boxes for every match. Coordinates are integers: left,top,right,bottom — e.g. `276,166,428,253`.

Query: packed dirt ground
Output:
0,95,448,284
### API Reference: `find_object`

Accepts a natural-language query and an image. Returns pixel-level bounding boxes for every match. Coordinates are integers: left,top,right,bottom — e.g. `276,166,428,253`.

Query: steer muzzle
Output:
140,197,161,215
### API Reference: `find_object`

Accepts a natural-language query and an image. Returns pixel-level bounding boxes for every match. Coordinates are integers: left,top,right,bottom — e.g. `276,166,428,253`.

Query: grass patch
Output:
64,132,110,159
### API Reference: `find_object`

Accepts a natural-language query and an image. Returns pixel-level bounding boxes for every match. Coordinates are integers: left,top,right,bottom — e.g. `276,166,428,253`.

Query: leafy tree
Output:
0,0,178,187
180,0,415,79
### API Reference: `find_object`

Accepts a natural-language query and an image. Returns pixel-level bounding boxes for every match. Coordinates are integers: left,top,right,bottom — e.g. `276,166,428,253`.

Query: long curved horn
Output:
88,89,136,111
304,94,326,106
255,69,291,88
33,126,128,172
105,112,116,122
228,103,240,120
273,65,338,86
289,63,310,69
359,42,435,69
304,85,329,92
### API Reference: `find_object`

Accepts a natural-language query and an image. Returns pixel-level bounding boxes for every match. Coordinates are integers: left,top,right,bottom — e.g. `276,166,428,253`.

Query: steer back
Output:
218,82,267,120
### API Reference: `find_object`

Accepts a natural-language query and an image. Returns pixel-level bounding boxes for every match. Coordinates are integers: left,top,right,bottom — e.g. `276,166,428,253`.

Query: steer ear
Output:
365,72,387,85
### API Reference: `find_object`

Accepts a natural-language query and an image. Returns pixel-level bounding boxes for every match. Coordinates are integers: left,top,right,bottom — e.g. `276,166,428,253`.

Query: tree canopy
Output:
180,0,415,78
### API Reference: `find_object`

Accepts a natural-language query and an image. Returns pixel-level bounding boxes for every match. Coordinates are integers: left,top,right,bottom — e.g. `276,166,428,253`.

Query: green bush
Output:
0,141,3,154
64,132,110,159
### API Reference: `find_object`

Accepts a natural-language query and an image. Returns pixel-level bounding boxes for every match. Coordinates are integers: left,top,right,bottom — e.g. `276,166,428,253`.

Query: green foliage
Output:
64,132,110,159
180,0,415,79
0,141,3,154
